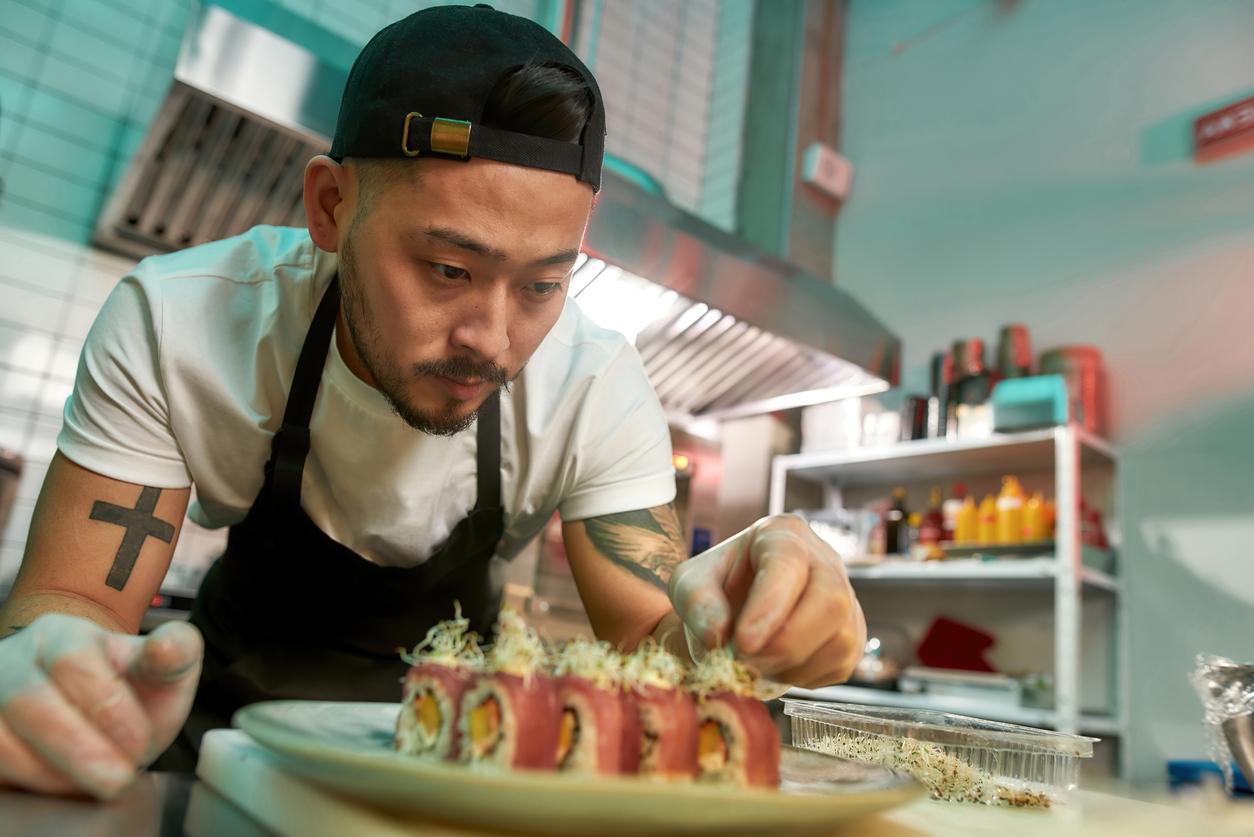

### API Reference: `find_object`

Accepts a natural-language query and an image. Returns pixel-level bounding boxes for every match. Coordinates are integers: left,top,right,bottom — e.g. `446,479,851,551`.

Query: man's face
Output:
336,157,594,435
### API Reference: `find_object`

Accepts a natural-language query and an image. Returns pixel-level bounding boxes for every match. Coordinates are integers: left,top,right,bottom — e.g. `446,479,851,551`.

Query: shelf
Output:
843,556,1120,593
785,684,1121,736
776,426,1116,488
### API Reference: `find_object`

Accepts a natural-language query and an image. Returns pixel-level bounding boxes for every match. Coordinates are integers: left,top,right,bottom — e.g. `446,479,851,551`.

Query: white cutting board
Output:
195,728,495,837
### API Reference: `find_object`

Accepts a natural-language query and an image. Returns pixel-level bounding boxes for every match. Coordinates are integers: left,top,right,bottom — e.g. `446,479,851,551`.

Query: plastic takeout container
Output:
783,699,1096,808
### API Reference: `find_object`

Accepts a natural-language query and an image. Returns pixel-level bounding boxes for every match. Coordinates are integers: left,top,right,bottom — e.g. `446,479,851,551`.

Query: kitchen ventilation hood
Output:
94,3,899,422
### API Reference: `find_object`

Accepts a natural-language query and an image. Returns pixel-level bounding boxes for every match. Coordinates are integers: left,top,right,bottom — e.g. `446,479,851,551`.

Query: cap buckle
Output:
402,112,473,158
401,112,424,157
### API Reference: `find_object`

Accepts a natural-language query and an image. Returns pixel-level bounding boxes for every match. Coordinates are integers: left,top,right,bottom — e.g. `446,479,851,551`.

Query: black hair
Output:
480,62,593,143
351,62,593,208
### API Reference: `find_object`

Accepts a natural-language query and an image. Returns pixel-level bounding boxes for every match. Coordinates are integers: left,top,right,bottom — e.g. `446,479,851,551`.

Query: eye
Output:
430,263,469,282
528,281,564,297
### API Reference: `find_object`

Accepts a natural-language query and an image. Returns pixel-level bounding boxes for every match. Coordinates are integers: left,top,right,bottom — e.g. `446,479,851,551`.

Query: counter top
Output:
2,772,1251,837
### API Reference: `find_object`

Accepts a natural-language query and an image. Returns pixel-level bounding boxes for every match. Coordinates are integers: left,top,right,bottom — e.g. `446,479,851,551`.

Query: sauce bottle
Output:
941,482,966,543
921,487,945,546
884,487,908,555
1024,491,1048,541
996,476,1025,545
977,494,998,545
955,495,979,544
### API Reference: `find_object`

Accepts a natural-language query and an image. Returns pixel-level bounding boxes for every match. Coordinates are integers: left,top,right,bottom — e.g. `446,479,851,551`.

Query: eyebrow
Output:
422,227,581,270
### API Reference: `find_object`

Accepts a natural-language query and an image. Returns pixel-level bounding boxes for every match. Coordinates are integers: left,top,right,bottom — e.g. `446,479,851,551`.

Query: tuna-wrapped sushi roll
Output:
622,641,699,781
551,639,641,775
395,605,484,760
459,608,561,770
688,647,780,788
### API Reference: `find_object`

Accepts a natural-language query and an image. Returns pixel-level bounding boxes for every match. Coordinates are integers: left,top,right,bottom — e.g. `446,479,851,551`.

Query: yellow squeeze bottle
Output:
977,494,998,545
1024,491,1047,541
955,496,979,544
997,476,1025,545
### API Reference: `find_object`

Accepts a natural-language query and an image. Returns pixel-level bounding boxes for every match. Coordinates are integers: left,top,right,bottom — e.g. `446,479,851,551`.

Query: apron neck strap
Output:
474,389,501,511
268,276,341,510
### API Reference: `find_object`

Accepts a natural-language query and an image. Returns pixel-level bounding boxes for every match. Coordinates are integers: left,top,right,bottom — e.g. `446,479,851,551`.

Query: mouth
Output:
437,376,486,401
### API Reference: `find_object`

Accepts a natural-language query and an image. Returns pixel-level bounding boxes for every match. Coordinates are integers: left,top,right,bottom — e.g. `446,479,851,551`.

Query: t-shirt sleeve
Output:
57,270,191,487
557,345,675,521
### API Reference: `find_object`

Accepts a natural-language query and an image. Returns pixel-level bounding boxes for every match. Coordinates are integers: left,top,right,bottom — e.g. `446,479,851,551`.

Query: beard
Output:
337,233,512,436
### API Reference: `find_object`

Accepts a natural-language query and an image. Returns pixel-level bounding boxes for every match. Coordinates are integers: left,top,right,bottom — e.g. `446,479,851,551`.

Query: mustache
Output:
414,356,511,386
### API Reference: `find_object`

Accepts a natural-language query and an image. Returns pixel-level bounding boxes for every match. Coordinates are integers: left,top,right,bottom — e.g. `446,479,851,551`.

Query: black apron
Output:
153,275,505,771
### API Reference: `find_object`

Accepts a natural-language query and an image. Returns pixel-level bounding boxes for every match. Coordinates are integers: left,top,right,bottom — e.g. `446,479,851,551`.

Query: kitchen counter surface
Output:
3,771,1251,836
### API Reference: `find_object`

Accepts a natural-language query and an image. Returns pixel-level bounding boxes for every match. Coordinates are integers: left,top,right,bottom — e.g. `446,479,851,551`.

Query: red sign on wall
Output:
1194,95,1254,163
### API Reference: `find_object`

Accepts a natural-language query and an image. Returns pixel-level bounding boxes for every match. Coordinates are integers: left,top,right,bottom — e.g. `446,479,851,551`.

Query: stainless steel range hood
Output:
94,3,899,421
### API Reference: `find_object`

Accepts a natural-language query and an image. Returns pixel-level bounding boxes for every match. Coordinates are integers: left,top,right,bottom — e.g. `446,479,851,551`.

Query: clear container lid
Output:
783,699,1098,807
784,699,1095,757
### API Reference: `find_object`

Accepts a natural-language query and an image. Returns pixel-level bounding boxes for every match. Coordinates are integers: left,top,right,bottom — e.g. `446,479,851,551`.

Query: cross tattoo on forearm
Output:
89,486,175,591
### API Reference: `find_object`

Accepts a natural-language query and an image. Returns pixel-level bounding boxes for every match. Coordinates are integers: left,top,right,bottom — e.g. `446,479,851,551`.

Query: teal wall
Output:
837,0,1254,780
0,0,543,245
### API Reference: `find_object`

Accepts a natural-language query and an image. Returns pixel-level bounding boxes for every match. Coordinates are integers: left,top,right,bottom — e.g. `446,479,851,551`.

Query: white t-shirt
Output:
58,225,675,567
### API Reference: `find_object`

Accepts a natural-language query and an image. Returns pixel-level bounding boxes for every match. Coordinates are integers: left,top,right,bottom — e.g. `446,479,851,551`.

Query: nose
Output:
449,284,511,362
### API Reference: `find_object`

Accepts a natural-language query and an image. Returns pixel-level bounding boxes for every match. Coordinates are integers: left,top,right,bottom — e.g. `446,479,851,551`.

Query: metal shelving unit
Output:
770,424,1126,771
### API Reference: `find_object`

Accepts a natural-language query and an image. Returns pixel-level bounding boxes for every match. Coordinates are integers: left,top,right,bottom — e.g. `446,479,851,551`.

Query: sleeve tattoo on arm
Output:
581,504,686,590
88,486,175,591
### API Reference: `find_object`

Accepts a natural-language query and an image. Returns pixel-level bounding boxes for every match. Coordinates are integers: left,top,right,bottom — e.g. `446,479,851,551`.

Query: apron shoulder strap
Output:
268,276,341,513
474,389,502,511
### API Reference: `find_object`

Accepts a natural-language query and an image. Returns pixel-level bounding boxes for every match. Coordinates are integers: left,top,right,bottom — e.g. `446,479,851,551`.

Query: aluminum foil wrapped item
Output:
1190,653,1254,792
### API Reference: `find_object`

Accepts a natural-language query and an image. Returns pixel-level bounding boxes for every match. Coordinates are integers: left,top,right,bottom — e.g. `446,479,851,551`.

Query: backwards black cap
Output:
329,4,606,191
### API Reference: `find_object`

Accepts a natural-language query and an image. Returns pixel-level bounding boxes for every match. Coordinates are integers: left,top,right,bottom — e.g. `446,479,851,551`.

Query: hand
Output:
0,614,202,799
668,514,866,688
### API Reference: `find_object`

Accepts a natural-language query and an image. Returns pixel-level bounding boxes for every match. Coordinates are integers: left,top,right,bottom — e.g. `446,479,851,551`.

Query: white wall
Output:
836,0,1254,781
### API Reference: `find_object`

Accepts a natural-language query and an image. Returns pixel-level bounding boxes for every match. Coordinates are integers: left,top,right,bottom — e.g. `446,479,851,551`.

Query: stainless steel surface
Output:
0,772,195,837
1223,714,1254,787
94,4,900,420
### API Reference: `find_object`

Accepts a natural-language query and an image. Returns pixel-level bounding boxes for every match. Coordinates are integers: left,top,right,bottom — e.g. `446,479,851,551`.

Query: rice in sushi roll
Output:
395,604,484,760
551,639,641,775
688,647,780,788
622,640,699,781
459,607,561,770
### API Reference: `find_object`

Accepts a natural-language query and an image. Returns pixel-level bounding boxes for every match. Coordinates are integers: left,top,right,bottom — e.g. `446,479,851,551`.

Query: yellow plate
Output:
234,701,921,835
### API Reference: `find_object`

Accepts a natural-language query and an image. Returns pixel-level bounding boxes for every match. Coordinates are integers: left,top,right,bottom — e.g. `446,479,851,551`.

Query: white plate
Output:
233,701,922,835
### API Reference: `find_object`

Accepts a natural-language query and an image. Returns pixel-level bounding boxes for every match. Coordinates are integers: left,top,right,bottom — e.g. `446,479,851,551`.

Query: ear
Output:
303,155,355,253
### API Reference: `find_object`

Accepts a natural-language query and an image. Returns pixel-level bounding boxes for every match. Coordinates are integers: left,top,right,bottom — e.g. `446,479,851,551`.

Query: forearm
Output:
0,589,131,639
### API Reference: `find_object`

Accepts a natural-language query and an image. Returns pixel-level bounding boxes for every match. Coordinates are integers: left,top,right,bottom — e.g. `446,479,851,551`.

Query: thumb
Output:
112,622,203,758
669,532,753,651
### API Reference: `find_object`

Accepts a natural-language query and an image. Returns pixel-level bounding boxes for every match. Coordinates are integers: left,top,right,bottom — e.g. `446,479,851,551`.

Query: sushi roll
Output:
459,607,561,770
395,604,484,760
622,641,699,781
688,647,781,788
551,639,641,775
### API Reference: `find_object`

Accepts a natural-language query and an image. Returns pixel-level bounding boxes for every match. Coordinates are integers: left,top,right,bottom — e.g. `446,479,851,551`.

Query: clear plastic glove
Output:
0,614,202,799
669,513,866,690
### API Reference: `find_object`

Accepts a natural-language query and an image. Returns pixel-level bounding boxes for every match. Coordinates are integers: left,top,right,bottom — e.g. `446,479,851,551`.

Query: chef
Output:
0,4,864,799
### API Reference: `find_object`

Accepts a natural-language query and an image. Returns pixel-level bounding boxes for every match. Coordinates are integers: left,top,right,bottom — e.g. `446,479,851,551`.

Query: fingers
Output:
668,513,867,685
733,524,812,655
0,615,204,800
740,557,846,673
775,595,866,688
669,560,733,650
3,676,136,799
41,639,152,766
0,717,80,796
121,621,202,760
725,515,866,686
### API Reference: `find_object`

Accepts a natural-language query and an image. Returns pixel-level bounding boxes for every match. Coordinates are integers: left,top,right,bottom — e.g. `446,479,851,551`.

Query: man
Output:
0,5,864,799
